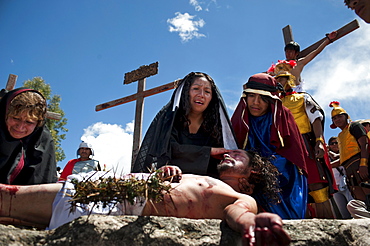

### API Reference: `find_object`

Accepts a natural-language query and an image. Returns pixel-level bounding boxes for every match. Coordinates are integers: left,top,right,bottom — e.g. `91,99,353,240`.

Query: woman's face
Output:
6,111,38,139
189,77,213,115
247,93,269,117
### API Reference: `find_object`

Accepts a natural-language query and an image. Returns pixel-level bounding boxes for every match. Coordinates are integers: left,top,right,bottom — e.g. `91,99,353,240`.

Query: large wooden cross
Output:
282,19,359,60
95,62,179,169
2,74,61,120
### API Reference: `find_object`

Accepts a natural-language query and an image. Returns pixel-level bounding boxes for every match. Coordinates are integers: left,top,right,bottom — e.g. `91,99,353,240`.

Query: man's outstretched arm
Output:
297,31,337,67
0,183,62,227
224,199,290,246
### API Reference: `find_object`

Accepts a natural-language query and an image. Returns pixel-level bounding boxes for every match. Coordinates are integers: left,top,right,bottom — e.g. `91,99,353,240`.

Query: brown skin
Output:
332,114,348,130
285,31,337,86
357,135,369,180
158,75,230,176
78,147,92,161
328,138,340,168
362,122,370,132
279,77,332,218
6,112,38,139
329,158,341,168
312,119,325,159
346,0,370,23
278,76,324,159
328,138,339,154
0,183,61,226
188,77,212,129
187,76,230,159
0,150,290,246
142,174,257,219
332,114,369,179
246,93,269,117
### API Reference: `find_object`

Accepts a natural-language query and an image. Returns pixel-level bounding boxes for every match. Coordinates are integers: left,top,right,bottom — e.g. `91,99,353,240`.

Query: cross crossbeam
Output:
95,62,179,168
282,19,359,59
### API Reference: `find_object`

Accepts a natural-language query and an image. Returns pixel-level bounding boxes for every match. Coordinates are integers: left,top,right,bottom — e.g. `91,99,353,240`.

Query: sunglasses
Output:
329,142,338,145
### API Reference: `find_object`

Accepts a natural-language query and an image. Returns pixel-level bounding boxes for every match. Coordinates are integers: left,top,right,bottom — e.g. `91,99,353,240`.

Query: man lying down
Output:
0,150,290,246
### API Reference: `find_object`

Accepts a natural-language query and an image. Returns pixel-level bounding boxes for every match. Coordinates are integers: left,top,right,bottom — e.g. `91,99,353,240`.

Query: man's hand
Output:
359,166,369,180
315,141,325,159
250,213,291,246
211,147,231,159
158,165,182,182
224,199,290,246
327,31,337,42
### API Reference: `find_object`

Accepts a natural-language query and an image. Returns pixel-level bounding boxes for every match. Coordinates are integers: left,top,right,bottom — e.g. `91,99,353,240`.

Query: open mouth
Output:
194,100,204,105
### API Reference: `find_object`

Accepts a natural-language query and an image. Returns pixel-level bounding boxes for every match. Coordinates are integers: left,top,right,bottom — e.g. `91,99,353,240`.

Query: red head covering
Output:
243,73,282,99
232,73,308,176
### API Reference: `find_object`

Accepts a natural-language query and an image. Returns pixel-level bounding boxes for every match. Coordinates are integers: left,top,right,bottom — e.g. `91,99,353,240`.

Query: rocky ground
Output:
0,216,369,245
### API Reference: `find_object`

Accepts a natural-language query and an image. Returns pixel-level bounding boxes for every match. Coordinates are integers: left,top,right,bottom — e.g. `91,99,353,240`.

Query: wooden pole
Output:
282,25,294,45
46,111,62,120
282,20,360,60
95,81,176,112
6,74,17,91
132,78,145,167
298,20,359,59
95,62,179,169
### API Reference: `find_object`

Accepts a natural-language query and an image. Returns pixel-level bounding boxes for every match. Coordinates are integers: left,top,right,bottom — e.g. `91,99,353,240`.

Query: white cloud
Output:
190,0,202,11
81,121,134,175
189,0,218,12
303,22,370,122
167,12,206,42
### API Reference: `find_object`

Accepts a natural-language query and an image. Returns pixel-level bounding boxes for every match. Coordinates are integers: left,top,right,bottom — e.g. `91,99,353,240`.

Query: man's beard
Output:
217,156,236,173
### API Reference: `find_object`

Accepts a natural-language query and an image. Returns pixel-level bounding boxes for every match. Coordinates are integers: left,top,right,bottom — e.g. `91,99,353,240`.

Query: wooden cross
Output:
95,62,179,169
2,74,61,120
282,19,359,60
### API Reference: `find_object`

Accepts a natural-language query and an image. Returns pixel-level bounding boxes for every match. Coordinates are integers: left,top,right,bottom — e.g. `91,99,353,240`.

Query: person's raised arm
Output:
297,31,337,67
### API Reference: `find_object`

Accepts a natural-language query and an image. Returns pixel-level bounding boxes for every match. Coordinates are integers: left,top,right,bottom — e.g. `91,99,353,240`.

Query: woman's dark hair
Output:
176,72,222,145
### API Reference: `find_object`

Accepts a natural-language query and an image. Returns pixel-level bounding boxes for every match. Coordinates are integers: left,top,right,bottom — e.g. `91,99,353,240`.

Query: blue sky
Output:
1,0,370,173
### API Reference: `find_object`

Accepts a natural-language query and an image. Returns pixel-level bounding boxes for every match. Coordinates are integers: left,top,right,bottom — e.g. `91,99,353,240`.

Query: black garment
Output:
169,121,222,177
132,79,237,177
0,88,57,185
349,121,368,139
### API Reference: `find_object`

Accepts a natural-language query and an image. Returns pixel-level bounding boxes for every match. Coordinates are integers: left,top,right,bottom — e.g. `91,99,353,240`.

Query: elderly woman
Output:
0,88,57,185
132,72,237,178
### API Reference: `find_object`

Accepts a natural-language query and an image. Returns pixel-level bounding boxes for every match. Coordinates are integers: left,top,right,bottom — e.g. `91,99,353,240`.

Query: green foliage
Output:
69,170,172,214
23,77,68,162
